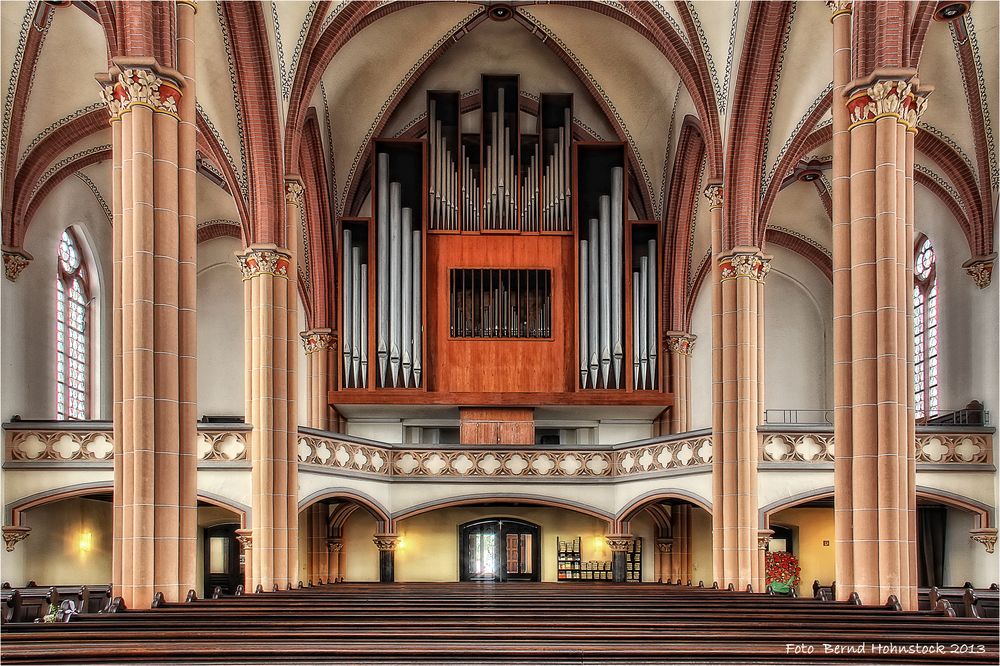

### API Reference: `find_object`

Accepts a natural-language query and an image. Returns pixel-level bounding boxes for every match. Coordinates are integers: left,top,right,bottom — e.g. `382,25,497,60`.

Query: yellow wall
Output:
769,507,835,591
16,498,112,586
689,507,714,584
340,508,381,582
395,507,612,582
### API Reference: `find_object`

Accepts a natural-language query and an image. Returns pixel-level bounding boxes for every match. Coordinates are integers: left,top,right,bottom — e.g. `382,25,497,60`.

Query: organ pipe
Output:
376,153,389,386
632,240,658,390
541,107,572,231
638,255,649,386
412,229,422,387
341,229,368,389
428,101,459,231
351,245,362,385
646,238,658,387
401,208,413,387
598,195,612,388
587,218,599,387
342,229,353,387
610,167,624,384
482,88,518,230
579,239,589,387
388,183,402,383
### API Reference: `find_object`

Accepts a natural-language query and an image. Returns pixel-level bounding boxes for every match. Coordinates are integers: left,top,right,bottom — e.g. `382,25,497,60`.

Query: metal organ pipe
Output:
638,254,649,388
401,208,413,387
632,276,640,389
598,195,612,388
359,264,368,385
388,183,402,385
647,238,658,388
412,229,422,386
579,239,589,387
376,153,389,386
351,245,362,386
587,218,599,388
610,166,624,386
342,229,353,387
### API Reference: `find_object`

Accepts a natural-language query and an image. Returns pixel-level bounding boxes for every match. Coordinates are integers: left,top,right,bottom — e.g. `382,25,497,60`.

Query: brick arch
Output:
764,228,833,282
196,220,242,245
615,489,713,533
391,493,613,533
914,171,975,251
298,111,334,329
298,488,391,532
22,149,112,235
723,0,795,249
663,116,706,332
219,1,284,245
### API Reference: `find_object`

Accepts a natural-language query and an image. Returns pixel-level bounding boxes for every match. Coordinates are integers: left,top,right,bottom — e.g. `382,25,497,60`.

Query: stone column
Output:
235,528,252,591
670,504,691,583
300,329,335,430
605,534,634,583
757,529,774,593
327,538,343,583
100,53,196,608
665,332,697,433
713,246,769,591
834,74,928,610
306,503,329,585
239,243,299,591
373,533,398,583
655,539,672,583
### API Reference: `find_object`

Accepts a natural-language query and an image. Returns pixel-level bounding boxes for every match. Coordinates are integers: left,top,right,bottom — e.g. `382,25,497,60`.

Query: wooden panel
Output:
426,234,574,393
460,408,534,446
330,390,673,407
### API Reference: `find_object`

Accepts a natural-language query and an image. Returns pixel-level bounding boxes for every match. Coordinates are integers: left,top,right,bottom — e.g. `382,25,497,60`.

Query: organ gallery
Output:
0,1,997,663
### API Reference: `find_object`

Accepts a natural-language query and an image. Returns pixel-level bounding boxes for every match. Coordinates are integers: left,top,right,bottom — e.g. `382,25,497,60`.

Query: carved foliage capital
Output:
234,529,253,552
970,528,997,554
665,332,697,356
655,539,673,554
719,251,770,283
604,534,635,552
2,526,31,552
99,67,181,120
2,247,32,281
757,529,775,551
963,255,996,289
826,0,852,18
703,184,723,210
372,533,399,551
285,181,305,210
326,538,344,553
847,78,929,130
237,246,291,280
301,330,336,354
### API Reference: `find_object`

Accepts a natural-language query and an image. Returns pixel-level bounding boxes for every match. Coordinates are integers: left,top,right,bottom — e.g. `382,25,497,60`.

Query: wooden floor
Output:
2,582,998,664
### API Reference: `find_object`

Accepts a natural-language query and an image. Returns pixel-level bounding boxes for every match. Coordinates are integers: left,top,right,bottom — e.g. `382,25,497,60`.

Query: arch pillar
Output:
665,332,697,433
300,329,335,430
98,0,197,608
831,0,931,609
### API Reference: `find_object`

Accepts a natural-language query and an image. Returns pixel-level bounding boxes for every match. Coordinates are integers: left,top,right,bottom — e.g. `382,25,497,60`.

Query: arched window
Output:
913,235,938,421
56,229,90,420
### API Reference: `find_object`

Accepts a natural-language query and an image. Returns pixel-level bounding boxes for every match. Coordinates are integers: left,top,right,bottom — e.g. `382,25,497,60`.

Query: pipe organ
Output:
335,74,664,402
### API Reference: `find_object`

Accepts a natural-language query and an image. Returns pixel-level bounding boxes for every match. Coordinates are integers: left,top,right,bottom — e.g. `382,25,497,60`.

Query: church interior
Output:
1,0,998,662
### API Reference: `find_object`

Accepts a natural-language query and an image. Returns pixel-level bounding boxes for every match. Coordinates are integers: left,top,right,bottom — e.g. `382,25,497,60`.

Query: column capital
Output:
970,528,997,554
756,529,774,552
234,528,253,552
826,1,851,20
2,525,31,552
98,60,184,121
372,533,399,551
703,183,723,210
301,329,336,354
2,246,32,282
604,534,635,552
846,73,931,131
236,244,291,280
655,538,673,554
719,247,771,283
664,331,697,356
285,178,305,209
962,254,996,289
326,538,344,553
176,0,198,12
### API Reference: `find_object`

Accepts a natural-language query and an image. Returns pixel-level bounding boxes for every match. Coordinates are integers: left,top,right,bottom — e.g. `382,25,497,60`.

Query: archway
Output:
459,518,541,583
298,489,392,585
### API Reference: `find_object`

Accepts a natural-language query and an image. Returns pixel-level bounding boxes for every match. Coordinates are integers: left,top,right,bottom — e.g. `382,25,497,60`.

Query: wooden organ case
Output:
334,76,669,408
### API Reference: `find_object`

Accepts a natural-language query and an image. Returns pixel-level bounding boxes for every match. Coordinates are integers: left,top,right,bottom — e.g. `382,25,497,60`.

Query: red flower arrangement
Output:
765,551,801,592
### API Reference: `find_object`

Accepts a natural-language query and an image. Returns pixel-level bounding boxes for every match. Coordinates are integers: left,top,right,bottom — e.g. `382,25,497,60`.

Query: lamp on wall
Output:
78,530,93,553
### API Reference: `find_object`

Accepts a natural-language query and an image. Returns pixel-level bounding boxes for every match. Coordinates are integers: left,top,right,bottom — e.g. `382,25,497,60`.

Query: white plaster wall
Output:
1,177,113,420
196,237,245,417
688,285,712,430
764,245,833,413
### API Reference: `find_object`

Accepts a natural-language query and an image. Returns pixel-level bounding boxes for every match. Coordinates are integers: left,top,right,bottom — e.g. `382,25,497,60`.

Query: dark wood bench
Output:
1,585,112,624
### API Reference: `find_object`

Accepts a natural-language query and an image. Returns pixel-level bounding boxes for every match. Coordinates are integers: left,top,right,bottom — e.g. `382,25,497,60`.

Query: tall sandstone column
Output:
830,1,929,610
100,6,198,606
300,329,335,430
665,332,697,433
238,179,303,590
707,182,768,591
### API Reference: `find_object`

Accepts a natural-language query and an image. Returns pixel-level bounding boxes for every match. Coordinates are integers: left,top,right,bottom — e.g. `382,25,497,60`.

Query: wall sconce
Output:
79,530,93,553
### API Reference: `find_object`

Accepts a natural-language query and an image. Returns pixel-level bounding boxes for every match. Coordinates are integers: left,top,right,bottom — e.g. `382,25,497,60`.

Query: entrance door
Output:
460,519,540,582
204,523,241,597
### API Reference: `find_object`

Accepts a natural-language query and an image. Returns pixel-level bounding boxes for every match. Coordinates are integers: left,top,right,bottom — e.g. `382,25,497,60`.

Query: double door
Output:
460,518,540,582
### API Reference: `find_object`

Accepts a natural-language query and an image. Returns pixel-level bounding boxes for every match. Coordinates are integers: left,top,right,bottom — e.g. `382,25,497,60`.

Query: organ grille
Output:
450,269,552,339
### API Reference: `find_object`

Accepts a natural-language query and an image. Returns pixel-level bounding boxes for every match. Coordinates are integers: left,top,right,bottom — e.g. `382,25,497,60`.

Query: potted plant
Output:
765,550,801,596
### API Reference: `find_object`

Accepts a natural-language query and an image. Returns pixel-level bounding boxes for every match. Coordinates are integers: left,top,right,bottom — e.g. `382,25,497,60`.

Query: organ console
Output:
334,74,666,405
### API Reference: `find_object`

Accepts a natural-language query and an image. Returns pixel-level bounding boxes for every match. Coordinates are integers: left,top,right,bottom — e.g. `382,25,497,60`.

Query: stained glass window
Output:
913,236,938,421
57,229,89,420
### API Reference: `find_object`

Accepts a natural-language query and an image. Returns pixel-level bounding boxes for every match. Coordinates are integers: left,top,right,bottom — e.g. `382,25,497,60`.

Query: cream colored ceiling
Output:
768,179,832,251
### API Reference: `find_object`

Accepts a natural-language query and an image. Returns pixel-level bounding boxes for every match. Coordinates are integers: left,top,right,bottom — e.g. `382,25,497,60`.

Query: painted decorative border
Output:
74,171,112,225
